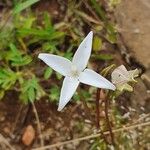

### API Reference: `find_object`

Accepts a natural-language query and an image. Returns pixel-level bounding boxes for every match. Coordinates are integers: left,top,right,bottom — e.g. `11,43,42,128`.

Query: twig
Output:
134,113,150,124
0,134,15,150
12,104,32,136
12,105,24,133
104,94,115,145
75,10,101,25
32,121,150,150
32,102,44,147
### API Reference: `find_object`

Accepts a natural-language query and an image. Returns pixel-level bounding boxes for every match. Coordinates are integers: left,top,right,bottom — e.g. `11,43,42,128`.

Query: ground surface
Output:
0,0,149,150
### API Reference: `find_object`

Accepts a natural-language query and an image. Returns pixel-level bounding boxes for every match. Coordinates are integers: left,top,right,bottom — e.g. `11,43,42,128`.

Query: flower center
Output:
70,65,80,78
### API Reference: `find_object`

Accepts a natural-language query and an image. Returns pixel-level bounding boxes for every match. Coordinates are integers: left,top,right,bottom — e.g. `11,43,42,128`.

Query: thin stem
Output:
32,102,44,147
32,121,150,150
12,104,32,136
104,93,115,145
12,104,24,133
96,88,100,128
96,89,108,143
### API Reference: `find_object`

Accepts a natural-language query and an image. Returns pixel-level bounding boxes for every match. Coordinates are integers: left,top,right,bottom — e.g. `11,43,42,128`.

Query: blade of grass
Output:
75,10,101,24
13,0,40,14
90,0,106,21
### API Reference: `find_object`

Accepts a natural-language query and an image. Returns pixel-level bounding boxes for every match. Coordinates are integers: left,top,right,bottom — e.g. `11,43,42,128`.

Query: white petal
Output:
111,65,129,85
58,77,79,111
79,69,116,90
118,83,133,92
115,65,129,77
128,69,139,80
72,31,93,71
38,53,72,76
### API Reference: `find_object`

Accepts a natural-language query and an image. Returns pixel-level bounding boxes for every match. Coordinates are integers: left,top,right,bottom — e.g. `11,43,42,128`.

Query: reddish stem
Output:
95,89,108,144
104,94,115,145
96,88,100,128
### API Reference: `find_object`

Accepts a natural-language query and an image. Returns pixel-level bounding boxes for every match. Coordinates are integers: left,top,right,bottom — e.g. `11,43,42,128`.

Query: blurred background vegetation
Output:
0,0,149,149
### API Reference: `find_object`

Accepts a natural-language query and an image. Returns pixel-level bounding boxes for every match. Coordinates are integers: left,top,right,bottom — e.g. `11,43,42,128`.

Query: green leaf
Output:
49,86,60,102
43,12,53,30
49,32,65,40
17,28,65,40
56,72,63,80
13,0,40,14
93,36,102,51
42,42,57,53
28,87,35,102
106,23,117,44
20,77,45,103
0,68,19,90
0,90,5,100
73,92,80,101
6,43,32,66
9,43,18,52
63,51,73,60
17,28,51,37
90,0,106,21
101,64,116,76
117,83,133,92
11,55,32,66
23,17,36,29
44,67,53,79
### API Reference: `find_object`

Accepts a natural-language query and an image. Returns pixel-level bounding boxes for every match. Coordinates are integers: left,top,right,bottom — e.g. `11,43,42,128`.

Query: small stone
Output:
83,124,92,133
3,127,10,134
22,125,35,146
100,111,105,117
0,116,5,122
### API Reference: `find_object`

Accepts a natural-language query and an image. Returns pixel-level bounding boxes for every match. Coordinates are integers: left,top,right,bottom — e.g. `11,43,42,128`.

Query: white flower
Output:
111,65,139,91
38,31,116,111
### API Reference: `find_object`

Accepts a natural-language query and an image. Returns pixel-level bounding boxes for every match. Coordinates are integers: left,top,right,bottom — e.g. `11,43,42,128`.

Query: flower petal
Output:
118,83,133,92
128,69,139,81
72,31,93,71
111,65,129,85
38,53,72,76
58,77,79,111
79,69,116,90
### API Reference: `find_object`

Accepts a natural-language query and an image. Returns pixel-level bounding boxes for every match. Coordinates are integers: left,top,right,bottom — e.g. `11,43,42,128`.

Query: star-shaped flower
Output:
38,31,116,111
111,65,139,91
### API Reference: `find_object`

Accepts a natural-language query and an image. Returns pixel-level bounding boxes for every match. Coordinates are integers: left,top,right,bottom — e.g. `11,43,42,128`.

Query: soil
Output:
0,0,150,150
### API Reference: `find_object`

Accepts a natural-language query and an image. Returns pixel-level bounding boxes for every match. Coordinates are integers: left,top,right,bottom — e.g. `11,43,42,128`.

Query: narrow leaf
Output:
13,0,40,14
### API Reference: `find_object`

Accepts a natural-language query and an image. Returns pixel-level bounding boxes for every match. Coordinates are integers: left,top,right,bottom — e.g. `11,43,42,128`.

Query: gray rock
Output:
115,0,150,69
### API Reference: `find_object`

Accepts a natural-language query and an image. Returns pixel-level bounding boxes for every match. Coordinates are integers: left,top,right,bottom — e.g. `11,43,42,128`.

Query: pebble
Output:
22,125,35,146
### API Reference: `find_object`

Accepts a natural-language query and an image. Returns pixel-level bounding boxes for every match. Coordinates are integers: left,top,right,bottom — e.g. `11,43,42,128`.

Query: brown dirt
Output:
0,0,149,149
